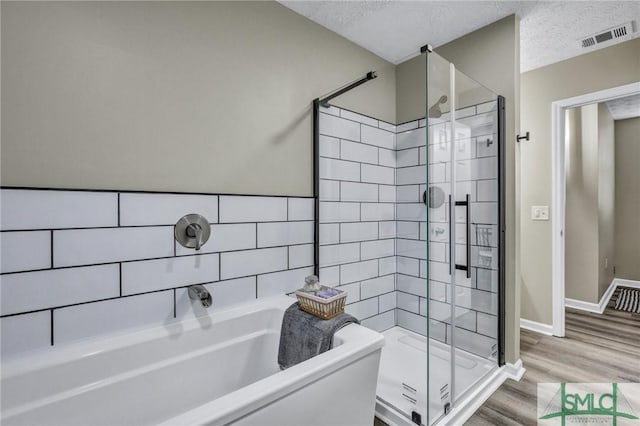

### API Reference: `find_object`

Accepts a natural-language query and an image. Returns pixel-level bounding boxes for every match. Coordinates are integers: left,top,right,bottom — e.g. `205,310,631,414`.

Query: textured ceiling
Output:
606,94,640,120
279,1,640,72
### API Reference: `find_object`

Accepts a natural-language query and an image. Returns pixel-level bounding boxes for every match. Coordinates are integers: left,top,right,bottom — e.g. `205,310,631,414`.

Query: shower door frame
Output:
497,94,506,366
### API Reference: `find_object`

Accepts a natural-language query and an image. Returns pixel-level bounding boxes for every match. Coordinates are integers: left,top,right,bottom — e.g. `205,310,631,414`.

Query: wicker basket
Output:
295,286,347,320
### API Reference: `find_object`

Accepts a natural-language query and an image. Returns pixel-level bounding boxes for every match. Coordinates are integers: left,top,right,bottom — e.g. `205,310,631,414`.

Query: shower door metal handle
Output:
448,194,454,275
454,194,471,278
465,194,471,278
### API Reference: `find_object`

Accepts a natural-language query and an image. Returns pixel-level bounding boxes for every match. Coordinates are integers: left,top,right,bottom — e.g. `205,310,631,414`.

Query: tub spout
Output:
188,285,212,308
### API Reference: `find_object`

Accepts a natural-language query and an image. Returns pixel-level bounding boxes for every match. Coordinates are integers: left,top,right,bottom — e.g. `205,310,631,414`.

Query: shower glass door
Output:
425,50,454,426
426,50,502,424
451,68,501,404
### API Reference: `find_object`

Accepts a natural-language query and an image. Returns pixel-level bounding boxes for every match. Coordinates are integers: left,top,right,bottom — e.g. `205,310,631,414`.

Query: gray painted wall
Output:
565,105,600,303
1,1,396,196
564,103,615,304
614,117,640,281
597,103,615,298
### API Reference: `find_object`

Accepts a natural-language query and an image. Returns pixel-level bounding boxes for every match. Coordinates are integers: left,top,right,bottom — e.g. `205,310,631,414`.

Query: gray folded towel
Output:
278,302,359,370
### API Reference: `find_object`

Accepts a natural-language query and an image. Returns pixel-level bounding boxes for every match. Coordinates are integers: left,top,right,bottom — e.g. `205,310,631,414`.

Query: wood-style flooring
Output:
466,287,640,425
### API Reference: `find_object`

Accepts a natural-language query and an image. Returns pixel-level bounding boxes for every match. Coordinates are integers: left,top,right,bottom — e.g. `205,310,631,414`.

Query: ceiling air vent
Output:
581,37,596,48
579,21,634,49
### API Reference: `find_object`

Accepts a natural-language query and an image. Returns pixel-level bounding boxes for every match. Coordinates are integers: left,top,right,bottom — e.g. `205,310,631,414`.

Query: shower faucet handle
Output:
186,223,203,250
175,214,211,251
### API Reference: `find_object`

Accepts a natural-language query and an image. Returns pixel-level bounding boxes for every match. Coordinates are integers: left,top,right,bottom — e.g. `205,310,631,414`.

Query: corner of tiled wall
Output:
318,105,397,333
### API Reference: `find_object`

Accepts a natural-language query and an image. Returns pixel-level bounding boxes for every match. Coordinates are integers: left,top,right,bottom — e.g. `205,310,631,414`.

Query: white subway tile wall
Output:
53,291,175,345
121,254,220,295
318,109,397,331
1,310,51,356
288,244,314,269
256,267,314,298
0,231,51,274
257,221,314,247
1,264,119,316
219,196,287,223
174,277,257,320
220,247,287,280
53,227,174,267
175,223,256,256
0,190,118,230
119,193,218,226
319,104,499,358
0,189,316,356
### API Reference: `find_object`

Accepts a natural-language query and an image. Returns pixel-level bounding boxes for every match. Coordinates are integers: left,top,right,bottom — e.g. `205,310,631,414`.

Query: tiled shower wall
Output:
319,102,499,360
395,101,499,360
0,189,314,357
318,106,398,333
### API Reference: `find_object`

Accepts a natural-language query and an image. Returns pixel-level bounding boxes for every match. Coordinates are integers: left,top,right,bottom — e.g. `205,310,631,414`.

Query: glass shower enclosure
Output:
314,47,504,426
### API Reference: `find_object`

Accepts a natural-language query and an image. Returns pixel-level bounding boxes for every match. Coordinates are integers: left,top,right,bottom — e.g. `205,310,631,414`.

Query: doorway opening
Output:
551,82,640,337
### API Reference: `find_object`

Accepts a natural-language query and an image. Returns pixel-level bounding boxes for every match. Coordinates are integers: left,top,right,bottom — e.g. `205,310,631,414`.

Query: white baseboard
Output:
565,297,603,313
504,359,526,381
520,319,554,336
565,278,640,314
615,278,640,289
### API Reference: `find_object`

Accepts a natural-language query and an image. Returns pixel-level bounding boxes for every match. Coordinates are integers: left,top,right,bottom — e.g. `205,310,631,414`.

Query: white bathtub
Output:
1,295,384,426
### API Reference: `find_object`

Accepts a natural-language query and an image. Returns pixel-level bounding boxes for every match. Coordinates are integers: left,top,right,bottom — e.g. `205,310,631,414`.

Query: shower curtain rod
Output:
318,71,377,107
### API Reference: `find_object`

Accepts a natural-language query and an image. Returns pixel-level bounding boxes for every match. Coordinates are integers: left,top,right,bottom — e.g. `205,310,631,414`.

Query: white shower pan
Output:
375,327,512,426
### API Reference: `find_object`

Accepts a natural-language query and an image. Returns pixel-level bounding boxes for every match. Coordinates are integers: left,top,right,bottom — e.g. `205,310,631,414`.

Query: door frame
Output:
551,81,640,337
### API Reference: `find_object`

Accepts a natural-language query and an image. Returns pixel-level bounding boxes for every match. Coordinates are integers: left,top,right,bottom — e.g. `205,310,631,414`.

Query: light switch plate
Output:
531,206,549,221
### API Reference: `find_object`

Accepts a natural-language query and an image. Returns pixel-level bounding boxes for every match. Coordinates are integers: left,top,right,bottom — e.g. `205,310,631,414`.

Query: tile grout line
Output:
50,230,54,268
50,309,54,346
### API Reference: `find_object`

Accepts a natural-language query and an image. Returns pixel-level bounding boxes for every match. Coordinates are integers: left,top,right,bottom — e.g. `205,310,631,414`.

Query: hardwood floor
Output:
466,287,640,425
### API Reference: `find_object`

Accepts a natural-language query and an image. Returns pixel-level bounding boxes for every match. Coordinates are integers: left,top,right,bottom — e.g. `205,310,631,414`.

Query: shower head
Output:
428,95,448,118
